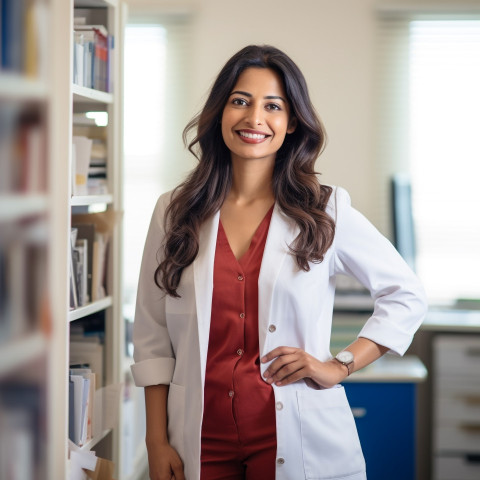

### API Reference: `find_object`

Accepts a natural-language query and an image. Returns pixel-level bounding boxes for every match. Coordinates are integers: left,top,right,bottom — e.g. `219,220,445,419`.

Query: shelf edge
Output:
69,297,113,322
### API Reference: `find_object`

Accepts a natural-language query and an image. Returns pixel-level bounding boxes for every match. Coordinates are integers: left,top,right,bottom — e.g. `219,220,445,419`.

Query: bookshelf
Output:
0,0,51,478
68,0,127,476
0,0,135,478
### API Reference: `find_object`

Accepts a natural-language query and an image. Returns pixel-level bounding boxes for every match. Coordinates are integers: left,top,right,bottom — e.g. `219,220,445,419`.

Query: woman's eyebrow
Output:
265,95,286,102
230,90,252,97
229,90,286,102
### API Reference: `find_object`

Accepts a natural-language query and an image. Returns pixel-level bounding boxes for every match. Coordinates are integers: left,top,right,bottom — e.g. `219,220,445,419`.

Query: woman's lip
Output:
236,129,271,143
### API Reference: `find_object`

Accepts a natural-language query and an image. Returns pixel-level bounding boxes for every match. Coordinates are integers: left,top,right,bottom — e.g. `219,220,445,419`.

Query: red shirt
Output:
201,207,276,446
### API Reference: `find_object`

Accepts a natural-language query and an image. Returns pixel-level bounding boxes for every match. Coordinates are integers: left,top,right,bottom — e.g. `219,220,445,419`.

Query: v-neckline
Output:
218,205,274,265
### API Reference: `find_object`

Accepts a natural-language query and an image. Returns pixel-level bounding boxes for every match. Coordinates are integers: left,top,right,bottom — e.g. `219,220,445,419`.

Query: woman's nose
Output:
246,105,264,126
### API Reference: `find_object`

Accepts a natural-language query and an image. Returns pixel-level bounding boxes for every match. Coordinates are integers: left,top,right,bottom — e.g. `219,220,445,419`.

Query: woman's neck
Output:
228,156,275,206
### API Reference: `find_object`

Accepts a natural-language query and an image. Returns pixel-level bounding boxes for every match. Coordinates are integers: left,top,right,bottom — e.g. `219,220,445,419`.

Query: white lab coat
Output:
131,186,427,480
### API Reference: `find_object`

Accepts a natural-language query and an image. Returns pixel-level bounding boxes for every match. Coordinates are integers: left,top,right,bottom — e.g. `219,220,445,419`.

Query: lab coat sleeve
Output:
332,187,428,355
130,192,175,387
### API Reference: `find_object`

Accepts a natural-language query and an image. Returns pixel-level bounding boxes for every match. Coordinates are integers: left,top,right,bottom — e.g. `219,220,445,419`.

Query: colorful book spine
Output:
73,25,113,92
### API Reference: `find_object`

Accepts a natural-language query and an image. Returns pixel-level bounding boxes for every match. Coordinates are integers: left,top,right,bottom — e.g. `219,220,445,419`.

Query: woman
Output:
131,45,427,480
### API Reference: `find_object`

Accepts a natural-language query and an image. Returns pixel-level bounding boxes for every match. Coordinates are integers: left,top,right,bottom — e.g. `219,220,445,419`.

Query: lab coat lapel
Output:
258,204,298,357
193,210,220,387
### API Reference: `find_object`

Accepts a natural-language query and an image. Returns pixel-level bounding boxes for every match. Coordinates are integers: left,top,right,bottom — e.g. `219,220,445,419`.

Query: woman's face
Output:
221,67,296,165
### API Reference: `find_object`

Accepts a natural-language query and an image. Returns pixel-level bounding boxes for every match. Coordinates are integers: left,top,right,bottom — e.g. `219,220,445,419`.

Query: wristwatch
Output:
335,350,354,376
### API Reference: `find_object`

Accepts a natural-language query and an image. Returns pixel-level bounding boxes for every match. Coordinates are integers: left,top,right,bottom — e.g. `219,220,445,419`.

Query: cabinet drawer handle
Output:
465,454,480,464
459,424,480,433
351,407,367,419
466,347,480,357
461,396,480,406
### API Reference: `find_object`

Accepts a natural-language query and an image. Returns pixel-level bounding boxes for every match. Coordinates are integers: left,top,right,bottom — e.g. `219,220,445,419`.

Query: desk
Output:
413,309,480,480
343,355,427,480
421,309,480,332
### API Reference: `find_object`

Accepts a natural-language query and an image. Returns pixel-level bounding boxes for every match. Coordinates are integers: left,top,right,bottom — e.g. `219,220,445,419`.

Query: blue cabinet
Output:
339,355,427,480
344,382,417,480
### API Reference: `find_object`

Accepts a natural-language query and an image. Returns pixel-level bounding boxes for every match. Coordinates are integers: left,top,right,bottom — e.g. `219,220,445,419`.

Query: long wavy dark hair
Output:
155,45,335,297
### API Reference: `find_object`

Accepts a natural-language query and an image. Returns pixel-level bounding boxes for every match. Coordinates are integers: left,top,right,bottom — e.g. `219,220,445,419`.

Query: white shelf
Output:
69,297,113,322
70,194,113,206
0,194,49,222
73,84,113,104
80,429,112,451
75,0,118,8
421,309,480,332
0,74,48,100
344,355,428,383
0,332,48,377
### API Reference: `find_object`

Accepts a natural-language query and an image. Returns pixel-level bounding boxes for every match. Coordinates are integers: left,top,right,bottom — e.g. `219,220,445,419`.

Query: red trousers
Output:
200,421,277,480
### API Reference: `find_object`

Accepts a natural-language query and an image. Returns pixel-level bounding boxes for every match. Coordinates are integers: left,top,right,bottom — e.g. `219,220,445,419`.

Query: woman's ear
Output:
287,116,298,134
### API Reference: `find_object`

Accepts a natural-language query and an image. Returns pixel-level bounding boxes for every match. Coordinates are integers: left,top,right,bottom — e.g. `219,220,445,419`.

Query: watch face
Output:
337,351,354,364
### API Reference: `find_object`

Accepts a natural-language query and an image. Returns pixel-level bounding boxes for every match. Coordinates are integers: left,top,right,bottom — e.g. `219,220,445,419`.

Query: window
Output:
409,20,480,304
123,17,193,329
376,12,480,305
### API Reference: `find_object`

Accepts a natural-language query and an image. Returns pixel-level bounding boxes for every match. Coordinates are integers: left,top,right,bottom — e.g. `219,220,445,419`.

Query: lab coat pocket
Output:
167,382,185,461
297,386,366,480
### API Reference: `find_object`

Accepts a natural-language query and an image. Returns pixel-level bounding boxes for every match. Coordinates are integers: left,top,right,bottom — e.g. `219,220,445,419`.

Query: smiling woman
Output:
130,45,427,480
221,68,297,165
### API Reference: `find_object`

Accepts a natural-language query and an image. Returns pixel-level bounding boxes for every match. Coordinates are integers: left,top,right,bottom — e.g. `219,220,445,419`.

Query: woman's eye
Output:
266,103,281,111
232,98,248,106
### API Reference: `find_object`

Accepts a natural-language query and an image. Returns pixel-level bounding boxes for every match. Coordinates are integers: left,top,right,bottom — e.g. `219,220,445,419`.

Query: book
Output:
70,339,104,389
72,210,119,301
73,31,85,87
0,105,16,194
24,0,46,77
73,25,109,91
22,121,46,193
70,367,95,443
68,379,75,443
72,136,93,196
0,382,40,479
1,0,24,72
107,34,114,93
74,238,88,306
92,232,107,301
70,228,79,309
72,223,95,302
70,374,84,445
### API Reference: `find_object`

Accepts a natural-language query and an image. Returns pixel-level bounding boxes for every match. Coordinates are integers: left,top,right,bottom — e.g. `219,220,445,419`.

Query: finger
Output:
171,462,185,480
261,346,300,363
265,357,304,384
274,368,309,386
263,352,298,379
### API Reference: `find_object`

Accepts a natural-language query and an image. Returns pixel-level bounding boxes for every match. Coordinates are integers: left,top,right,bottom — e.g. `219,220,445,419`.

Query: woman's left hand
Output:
261,346,347,389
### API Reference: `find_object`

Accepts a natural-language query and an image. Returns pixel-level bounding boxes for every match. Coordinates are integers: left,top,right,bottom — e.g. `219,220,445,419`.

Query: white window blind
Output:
123,15,193,321
376,11,480,305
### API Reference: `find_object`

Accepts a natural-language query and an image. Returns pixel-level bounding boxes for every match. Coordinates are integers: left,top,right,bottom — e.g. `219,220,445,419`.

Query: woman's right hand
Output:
146,441,185,480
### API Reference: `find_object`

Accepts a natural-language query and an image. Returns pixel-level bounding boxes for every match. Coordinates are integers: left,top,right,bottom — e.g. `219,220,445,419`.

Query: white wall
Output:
125,0,476,228
188,0,377,218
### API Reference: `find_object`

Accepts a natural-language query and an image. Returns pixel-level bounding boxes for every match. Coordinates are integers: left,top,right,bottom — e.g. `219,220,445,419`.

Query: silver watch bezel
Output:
335,350,354,365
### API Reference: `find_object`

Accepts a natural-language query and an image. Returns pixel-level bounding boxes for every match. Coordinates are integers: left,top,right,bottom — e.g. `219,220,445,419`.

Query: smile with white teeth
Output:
238,131,267,139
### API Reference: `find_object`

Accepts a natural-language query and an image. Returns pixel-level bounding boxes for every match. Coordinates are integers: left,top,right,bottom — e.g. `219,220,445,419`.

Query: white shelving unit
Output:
0,194,49,221
71,194,114,206
1,1,148,477
0,333,49,378
0,75,49,100
0,1,53,478
66,0,125,476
